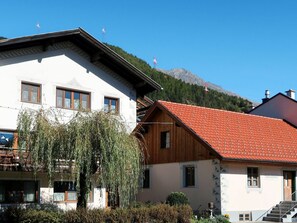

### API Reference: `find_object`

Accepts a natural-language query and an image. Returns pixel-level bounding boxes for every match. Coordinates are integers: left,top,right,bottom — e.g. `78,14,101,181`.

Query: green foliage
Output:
64,208,106,223
166,192,190,206
191,215,230,223
2,207,62,223
20,209,62,223
17,109,144,208
107,44,253,112
175,205,193,223
149,203,179,222
2,204,193,223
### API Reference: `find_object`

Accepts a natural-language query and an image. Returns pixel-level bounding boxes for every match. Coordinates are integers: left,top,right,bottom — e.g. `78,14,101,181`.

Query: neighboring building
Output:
0,28,161,209
249,89,297,127
136,100,297,222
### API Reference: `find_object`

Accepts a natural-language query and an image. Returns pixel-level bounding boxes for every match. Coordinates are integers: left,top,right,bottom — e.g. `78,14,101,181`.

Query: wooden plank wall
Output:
141,109,216,165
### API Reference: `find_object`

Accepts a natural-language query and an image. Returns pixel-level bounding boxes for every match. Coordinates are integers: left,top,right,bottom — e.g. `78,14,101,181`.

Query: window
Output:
143,169,150,188
239,213,251,221
21,82,41,103
53,181,92,202
247,167,260,187
184,166,195,187
53,181,77,202
160,131,170,149
0,131,14,148
0,180,38,203
104,97,119,113
56,88,90,110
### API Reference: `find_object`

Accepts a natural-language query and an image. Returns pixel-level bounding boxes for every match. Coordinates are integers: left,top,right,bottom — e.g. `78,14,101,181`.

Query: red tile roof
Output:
158,100,297,163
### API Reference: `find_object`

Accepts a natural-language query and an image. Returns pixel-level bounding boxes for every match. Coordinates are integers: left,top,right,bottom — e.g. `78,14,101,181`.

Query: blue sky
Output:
1,0,297,102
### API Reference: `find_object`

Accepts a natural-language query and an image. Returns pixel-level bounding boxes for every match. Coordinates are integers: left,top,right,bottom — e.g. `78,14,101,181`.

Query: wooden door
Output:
284,171,294,201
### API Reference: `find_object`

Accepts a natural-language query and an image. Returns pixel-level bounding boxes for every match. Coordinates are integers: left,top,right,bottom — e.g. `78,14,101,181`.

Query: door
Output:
283,171,295,201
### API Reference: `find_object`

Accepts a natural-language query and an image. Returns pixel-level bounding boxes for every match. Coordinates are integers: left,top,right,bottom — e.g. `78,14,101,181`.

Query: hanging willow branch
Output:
17,109,144,208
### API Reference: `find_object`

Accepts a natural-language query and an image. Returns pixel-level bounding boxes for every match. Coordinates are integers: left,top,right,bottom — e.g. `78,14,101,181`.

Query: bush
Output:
166,192,189,206
1,203,193,223
191,215,230,223
106,208,132,223
149,204,179,222
2,206,24,223
130,207,150,223
64,208,105,223
175,205,193,223
20,209,62,223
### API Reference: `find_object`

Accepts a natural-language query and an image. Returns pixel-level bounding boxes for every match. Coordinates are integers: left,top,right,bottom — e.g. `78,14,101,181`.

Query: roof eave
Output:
0,28,162,96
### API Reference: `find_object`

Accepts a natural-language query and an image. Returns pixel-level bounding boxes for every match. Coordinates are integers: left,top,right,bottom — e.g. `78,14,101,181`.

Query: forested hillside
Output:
110,44,253,112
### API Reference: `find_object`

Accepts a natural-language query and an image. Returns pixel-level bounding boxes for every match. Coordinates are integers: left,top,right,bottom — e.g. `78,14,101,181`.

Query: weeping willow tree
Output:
17,108,144,208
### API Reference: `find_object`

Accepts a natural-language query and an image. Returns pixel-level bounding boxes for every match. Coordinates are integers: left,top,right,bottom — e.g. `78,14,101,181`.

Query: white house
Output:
249,89,297,127
0,28,161,210
136,100,297,222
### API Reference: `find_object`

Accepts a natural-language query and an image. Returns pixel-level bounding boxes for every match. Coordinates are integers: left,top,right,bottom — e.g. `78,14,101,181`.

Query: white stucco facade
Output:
137,160,217,211
0,41,139,209
250,94,297,127
0,42,137,131
138,159,297,222
220,162,297,222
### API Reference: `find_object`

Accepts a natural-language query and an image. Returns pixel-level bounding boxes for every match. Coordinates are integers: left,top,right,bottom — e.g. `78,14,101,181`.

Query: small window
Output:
21,82,41,104
53,181,77,202
239,213,251,221
160,131,170,149
56,88,90,110
0,131,14,148
184,166,195,187
143,169,150,188
247,167,260,187
53,181,92,202
104,97,119,113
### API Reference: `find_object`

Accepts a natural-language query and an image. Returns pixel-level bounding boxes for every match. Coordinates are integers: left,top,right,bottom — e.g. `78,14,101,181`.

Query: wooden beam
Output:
90,51,104,63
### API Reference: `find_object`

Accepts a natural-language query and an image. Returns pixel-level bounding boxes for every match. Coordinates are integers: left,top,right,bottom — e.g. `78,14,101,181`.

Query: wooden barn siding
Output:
143,110,215,164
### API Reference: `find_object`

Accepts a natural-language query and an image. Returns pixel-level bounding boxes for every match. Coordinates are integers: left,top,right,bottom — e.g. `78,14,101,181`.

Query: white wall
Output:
0,42,138,209
0,171,106,210
250,95,297,127
0,42,137,131
220,163,297,222
137,160,216,211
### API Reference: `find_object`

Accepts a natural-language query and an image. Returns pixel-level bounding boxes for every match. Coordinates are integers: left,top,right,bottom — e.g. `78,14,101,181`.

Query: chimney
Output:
286,89,295,100
262,90,270,103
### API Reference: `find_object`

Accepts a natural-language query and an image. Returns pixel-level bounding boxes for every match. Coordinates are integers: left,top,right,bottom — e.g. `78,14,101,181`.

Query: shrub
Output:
130,207,150,223
20,209,62,223
166,192,189,206
2,206,24,223
175,205,193,223
106,208,132,223
149,204,179,222
64,208,105,223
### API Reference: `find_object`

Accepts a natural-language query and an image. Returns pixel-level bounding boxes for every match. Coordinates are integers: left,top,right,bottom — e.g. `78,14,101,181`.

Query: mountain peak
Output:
158,68,239,97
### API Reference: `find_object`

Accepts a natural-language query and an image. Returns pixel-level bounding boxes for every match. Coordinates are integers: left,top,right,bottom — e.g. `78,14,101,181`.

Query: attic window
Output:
160,131,170,149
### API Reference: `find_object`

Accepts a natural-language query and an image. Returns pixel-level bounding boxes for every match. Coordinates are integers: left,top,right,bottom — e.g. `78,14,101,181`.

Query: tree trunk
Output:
77,172,88,208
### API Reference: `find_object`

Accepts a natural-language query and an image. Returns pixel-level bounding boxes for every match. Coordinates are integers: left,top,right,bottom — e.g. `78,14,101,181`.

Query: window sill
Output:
21,101,41,105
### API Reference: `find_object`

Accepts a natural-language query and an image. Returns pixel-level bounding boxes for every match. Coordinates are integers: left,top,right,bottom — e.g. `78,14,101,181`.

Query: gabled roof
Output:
0,28,162,96
249,92,297,113
140,100,297,164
